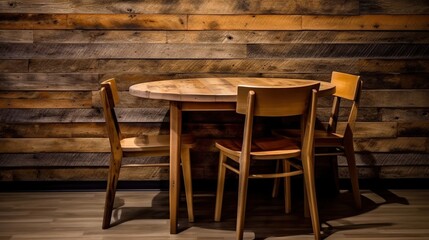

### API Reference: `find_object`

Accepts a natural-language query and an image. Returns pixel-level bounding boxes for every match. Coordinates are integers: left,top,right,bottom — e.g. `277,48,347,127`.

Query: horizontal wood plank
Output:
339,166,429,178
0,91,92,108
398,122,429,137
0,30,33,43
188,15,302,30
0,123,168,138
362,73,429,89
0,73,99,90
248,44,429,59
381,109,429,122
0,138,110,153
33,30,166,43
67,14,187,30
0,43,247,59
0,60,28,73
0,13,68,30
303,15,429,30
29,59,98,73
361,90,429,107
360,0,429,14
338,153,429,166
354,137,429,153
98,59,359,74
0,0,359,14
166,30,429,44
0,108,169,123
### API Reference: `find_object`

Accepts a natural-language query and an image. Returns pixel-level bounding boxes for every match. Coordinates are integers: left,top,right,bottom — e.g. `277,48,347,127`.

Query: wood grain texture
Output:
0,43,246,59
188,15,302,30
0,0,359,14
67,14,187,30
33,30,167,43
0,30,33,43
303,15,429,30
0,123,168,138
248,44,429,59
0,91,92,108
0,13,68,29
354,137,429,153
0,108,169,123
0,60,28,73
0,138,111,153
360,0,429,14
0,73,99,90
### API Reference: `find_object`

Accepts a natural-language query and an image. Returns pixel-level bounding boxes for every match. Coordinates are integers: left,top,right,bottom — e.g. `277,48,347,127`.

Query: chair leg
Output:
283,160,291,214
272,160,281,198
344,127,362,209
181,147,194,222
102,155,122,229
236,155,251,240
214,152,227,221
302,154,321,240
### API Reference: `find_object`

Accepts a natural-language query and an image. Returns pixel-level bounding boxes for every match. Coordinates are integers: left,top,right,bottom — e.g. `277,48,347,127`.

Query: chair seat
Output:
216,137,301,160
121,134,195,152
274,128,344,147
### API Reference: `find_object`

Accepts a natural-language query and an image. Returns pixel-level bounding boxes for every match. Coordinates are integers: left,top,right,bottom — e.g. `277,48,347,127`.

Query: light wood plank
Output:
0,73,99,90
188,15,302,30
67,14,187,30
0,138,110,153
0,91,92,108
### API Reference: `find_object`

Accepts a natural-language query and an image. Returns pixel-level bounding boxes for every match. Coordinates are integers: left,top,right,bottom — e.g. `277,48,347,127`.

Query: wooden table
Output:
129,77,335,234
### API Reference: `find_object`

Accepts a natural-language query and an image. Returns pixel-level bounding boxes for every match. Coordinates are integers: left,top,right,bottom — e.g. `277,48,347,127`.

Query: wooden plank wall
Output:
0,0,428,182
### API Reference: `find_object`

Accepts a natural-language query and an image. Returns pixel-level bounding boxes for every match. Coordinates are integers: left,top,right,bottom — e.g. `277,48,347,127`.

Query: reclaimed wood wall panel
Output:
0,0,428,182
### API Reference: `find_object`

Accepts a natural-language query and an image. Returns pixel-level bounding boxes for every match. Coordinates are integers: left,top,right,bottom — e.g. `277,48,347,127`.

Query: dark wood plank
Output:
0,60,28,73
0,43,246,59
33,30,166,43
0,91,92,108
381,109,429,122
362,73,429,89
361,90,429,107
0,0,359,14
0,167,169,181
338,153,429,166
358,59,429,73
360,0,429,14
166,30,429,44
0,123,168,138
0,108,169,123
248,44,429,59
339,166,429,178
0,138,110,153
0,13,68,29
398,122,429,137
0,73,99,90
354,137,429,153
303,15,429,30
98,59,360,74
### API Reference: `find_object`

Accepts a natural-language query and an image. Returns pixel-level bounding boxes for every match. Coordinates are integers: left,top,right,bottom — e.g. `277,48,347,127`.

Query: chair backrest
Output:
236,84,319,160
100,79,122,156
328,71,363,133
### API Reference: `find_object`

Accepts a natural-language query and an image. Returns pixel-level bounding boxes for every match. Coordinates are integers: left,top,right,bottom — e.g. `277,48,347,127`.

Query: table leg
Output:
169,101,182,234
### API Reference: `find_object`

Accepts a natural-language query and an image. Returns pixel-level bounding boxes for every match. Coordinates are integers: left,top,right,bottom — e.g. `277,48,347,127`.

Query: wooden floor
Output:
0,186,428,239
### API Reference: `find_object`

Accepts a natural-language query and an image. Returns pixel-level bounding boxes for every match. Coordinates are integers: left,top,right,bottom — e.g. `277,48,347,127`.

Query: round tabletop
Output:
129,77,335,102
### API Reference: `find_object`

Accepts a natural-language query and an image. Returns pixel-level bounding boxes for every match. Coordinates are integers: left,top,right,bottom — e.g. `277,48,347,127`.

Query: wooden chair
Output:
214,83,321,240
100,79,195,229
273,71,362,209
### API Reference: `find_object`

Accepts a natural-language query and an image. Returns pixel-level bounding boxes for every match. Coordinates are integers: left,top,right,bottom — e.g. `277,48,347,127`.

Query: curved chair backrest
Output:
100,79,122,155
236,83,319,160
329,72,363,133
236,83,320,117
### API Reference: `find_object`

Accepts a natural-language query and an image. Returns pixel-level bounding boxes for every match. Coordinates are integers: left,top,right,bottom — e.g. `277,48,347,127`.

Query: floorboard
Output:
0,186,428,239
